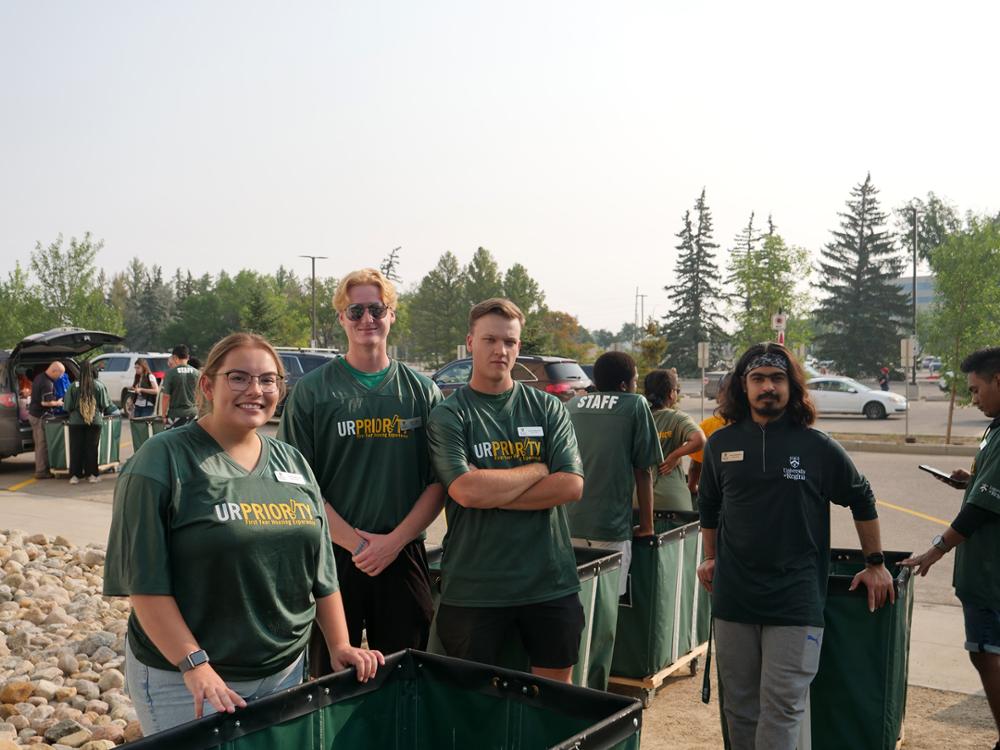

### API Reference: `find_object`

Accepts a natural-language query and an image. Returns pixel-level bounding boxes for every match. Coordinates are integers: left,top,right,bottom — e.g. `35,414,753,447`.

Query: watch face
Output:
190,650,209,667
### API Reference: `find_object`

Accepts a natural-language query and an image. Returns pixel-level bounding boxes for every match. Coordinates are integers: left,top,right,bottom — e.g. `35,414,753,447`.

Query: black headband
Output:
743,352,789,375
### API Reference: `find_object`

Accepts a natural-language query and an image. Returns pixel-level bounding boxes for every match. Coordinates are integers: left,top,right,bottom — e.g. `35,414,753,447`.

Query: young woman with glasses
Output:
643,368,706,512
104,332,383,736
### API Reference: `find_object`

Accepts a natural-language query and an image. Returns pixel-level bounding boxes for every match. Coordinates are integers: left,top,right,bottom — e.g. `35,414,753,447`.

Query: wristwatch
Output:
864,552,885,567
931,534,951,553
177,649,210,673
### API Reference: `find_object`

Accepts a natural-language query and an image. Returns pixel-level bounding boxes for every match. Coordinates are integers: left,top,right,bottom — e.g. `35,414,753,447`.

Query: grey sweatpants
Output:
714,618,824,750
28,414,49,476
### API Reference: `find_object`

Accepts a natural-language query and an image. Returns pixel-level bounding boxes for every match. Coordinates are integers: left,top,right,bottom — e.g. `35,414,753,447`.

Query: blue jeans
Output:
963,603,1000,655
132,404,154,418
124,636,305,736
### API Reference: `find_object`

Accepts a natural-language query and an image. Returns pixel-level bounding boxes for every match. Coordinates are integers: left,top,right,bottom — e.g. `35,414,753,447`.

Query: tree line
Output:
2,177,996,378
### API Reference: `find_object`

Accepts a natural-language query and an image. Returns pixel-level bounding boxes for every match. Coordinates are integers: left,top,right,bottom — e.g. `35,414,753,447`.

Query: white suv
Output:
90,352,172,406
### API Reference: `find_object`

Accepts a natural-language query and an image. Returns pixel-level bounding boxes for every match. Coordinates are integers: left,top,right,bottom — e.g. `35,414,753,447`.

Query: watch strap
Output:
864,552,885,566
932,534,950,553
177,649,209,673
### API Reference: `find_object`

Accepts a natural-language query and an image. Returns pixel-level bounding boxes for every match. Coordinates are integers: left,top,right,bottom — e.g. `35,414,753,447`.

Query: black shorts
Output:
309,539,433,677
436,593,584,670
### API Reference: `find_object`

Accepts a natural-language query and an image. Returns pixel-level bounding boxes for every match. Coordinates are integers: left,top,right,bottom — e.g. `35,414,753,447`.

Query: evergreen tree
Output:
726,212,763,314
814,174,910,377
502,263,544,314
662,190,726,375
379,247,403,283
464,247,504,306
408,252,468,366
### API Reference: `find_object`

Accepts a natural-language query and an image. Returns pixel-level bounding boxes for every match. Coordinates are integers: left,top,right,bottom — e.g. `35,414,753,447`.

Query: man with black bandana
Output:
697,342,895,750
903,346,1000,750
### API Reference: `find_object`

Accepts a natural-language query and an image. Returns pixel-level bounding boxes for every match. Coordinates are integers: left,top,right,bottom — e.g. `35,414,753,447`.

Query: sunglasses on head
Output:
344,303,390,321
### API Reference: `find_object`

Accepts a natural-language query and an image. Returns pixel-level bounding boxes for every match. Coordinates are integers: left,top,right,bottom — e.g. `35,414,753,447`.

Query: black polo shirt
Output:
28,373,56,418
699,413,877,627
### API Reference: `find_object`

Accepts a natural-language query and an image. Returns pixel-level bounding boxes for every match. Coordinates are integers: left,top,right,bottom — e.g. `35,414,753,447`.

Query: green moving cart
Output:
609,510,711,707
719,548,914,750
124,649,643,750
43,415,122,476
128,416,168,453
426,545,623,690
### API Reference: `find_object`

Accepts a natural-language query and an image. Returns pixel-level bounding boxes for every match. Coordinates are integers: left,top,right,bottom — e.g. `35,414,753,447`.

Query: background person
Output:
160,345,200,426
427,298,585,684
28,361,65,479
878,366,891,391
643,368,705,511
697,342,894,750
902,346,1000,750
104,333,382,736
566,351,661,595
64,361,116,485
278,268,444,670
130,358,160,418
687,372,731,497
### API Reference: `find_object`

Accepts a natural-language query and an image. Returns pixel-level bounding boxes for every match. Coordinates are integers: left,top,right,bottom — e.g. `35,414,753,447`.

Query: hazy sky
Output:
2,1,997,332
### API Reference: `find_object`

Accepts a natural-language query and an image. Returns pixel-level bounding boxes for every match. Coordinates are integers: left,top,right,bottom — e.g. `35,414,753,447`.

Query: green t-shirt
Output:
103,422,338,681
954,418,1000,607
427,382,584,607
565,392,662,541
341,360,391,391
64,381,116,426
160,364,200,418
277,358,442,532
651,407,700,511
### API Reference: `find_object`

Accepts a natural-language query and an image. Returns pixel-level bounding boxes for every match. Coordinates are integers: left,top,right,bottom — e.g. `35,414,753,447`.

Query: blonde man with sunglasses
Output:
278,268,444,674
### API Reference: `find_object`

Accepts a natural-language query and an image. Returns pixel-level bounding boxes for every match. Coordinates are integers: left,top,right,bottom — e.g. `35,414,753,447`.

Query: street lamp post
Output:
299,255,328,348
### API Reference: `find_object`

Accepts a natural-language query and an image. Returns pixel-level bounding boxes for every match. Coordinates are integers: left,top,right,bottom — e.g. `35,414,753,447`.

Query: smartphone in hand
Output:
918,464,967,489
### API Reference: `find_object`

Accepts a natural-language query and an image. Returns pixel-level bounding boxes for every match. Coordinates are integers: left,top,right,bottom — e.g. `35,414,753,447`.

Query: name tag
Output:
400,417,423,431
275,471,307,485
518,426,544,437
721,451,744,463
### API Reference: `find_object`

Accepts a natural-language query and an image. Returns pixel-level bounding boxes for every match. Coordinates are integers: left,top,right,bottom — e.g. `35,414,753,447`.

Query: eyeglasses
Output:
344,302,390,321
222,370,282,393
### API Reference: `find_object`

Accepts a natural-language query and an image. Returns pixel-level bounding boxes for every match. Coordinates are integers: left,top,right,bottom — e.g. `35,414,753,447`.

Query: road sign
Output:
697,342,710,369
900,337,915,365
771,313,787,331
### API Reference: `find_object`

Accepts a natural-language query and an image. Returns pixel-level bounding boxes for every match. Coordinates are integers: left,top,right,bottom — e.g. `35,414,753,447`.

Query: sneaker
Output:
68,476,80,485
87,475,101,484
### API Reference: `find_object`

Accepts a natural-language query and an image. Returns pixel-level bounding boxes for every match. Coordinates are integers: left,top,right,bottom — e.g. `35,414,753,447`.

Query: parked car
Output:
91,352,172,406
274,347,341,417
806,376,907,419
431,355,591,401
703,371,730,400
0,328,124,460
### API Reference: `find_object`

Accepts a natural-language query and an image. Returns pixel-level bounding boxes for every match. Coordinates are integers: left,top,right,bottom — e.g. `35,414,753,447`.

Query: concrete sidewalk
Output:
0,490,984,697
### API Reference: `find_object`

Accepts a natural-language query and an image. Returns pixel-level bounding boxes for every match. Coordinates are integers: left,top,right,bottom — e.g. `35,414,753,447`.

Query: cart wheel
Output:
689,658,699,675
641,689,654,709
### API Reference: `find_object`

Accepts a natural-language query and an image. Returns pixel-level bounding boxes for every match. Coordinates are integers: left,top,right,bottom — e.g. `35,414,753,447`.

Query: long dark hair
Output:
644,369,677,410
719,342,816,427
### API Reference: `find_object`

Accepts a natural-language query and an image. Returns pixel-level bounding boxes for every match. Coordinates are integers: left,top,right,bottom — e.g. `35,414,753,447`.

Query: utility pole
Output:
911,207,918,386
638,293,647,330
634,287,639,345
299,254,328,348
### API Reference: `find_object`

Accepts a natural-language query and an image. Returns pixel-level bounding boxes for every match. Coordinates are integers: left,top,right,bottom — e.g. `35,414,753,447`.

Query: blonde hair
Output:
468,297,525,332
197,333,286,416
332,268,398,313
